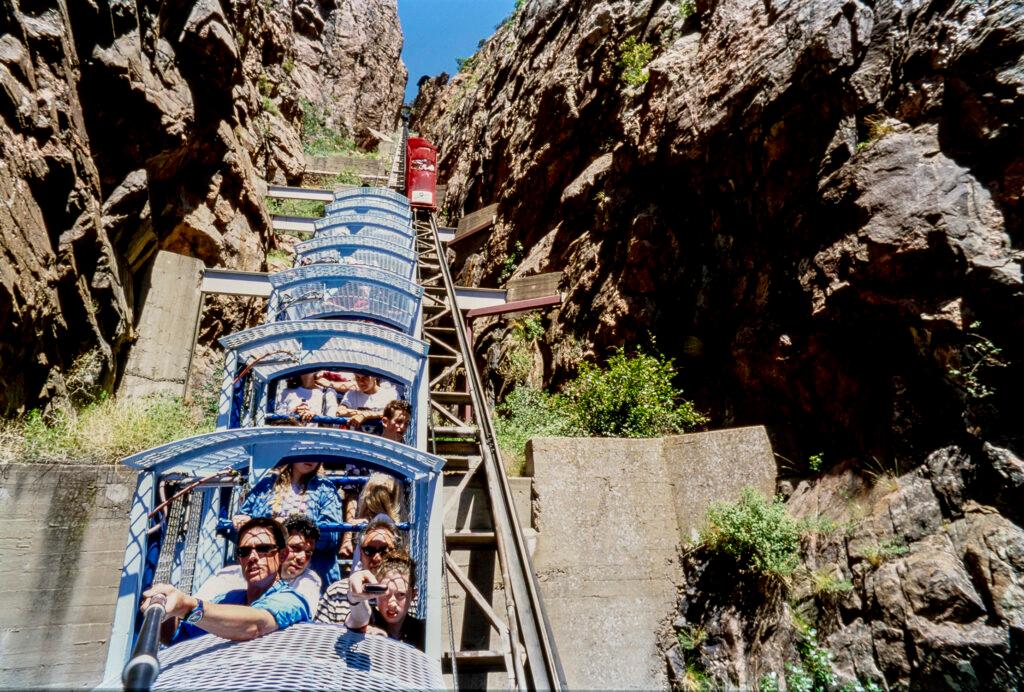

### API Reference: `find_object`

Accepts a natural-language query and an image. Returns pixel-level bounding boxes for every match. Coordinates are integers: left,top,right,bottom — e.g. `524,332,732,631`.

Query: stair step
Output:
433,426,478,438
439,454,481,471
432,439,481,456
431,390,472,405
445,531,496,548
442,650,505,672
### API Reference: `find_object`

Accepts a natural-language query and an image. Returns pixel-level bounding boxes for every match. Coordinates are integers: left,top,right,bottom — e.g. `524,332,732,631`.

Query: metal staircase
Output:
415,211,565,690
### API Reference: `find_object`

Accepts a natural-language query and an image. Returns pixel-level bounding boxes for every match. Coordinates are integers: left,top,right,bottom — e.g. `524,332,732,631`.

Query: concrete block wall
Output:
527,426,776,689
0,464,136,688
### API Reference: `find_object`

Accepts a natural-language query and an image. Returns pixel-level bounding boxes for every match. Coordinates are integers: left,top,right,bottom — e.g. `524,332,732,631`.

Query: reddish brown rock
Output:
412,0,1023,461
0,0,406,413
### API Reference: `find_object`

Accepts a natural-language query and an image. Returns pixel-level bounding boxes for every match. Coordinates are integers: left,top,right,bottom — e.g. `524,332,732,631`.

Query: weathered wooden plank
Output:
506,272,563,302
451,203,498,244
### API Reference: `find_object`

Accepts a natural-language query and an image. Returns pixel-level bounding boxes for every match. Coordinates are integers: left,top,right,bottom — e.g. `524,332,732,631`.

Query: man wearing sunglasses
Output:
193,514,322,613
141,517,311,644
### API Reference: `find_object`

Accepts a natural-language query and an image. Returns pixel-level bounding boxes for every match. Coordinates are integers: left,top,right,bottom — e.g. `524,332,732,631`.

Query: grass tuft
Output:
0,394,214,464
266,197,324,218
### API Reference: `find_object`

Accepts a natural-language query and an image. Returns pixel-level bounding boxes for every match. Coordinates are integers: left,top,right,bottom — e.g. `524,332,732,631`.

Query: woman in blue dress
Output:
233,460,342,590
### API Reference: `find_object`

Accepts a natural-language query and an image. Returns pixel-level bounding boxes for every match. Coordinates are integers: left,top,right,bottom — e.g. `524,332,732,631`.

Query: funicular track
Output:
414,206,565,690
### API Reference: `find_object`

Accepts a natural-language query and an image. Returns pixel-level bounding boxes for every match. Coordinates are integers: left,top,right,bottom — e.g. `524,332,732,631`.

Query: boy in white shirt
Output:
338,373,397,430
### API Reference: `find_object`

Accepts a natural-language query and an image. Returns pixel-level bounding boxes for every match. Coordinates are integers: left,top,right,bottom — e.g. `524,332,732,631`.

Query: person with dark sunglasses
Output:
315,517,398,625
193,514,322,614
140,517,311,645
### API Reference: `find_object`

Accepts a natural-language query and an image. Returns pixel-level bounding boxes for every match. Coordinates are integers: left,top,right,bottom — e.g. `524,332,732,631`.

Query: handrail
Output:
122,595,165,691
215,519,411,534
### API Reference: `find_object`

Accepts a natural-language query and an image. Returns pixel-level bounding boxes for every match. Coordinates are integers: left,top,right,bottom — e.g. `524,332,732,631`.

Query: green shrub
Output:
761,628,883,692
493,386,576,474
498,241,524,283
2,394,213,464
618,36,654,87
257,71,273,97
679,0,697,19
758,672,781,692
266,248,292,268
701,488,801,578
862,538,908,568
808,452,824,473
492,344,705,468
495,0,527,29
498,315,542,386
810,567,853,601
260,95,279,116
676,625,706,652
518,314,544,342
948,321,1008,399
561,347,706,437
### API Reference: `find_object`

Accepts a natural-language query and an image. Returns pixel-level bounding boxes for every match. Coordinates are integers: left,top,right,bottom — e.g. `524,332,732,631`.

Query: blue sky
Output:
398,0,517,103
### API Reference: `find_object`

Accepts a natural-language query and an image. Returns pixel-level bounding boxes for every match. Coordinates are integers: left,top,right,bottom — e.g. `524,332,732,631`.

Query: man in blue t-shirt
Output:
140,517,310,644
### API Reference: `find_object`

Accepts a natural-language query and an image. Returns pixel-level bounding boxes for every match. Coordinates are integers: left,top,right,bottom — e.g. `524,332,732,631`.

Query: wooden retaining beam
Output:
449,203,498,245
304,154,388,179
507,272,562,302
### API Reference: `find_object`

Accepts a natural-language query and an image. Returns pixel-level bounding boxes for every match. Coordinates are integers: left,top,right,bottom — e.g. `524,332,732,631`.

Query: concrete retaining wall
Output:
118,250,204,398
528,426,776,689
0,426,775,689
0,464,135,688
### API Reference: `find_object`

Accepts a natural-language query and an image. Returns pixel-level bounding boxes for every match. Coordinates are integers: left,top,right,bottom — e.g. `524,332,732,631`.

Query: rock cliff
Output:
283,0,407,148
411,0,1022,686
0,0,405,415
412,0,1022,461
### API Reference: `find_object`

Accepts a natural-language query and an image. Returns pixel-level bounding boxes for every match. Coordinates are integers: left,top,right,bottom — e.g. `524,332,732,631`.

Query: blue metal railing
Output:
263,414,384,435
216,519,412,535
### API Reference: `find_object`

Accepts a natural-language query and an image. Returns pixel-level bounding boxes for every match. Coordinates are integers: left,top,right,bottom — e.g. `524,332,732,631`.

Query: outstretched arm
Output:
344,570,377,631
142,584,279,641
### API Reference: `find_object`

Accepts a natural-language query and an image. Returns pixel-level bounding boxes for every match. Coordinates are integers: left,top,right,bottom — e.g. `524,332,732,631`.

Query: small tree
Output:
561,347,706,437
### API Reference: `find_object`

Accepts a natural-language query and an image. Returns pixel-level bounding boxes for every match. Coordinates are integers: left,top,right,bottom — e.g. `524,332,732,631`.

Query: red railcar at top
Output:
405,137,437,210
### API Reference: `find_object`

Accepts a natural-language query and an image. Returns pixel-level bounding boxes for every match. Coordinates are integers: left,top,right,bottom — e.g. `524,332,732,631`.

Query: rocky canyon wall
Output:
0,0,406,416
412,0,1022,465
412,0,1023,686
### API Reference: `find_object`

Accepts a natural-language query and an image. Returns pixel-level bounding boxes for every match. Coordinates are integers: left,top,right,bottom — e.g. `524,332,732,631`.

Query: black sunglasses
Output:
238,544,278,559
361,545,390,557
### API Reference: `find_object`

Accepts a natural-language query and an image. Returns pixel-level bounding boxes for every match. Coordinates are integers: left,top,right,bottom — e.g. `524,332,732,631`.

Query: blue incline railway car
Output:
102,187,446,690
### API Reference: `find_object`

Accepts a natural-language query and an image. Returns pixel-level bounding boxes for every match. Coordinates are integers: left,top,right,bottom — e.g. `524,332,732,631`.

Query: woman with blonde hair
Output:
340,472,404,560
232,459,342,589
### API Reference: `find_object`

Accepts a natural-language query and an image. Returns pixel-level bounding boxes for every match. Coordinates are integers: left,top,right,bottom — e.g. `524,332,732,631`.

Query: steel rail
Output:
419,210,566,690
